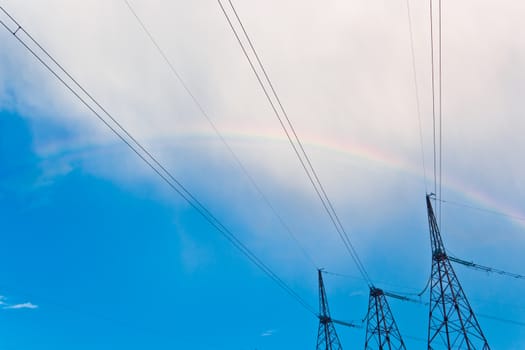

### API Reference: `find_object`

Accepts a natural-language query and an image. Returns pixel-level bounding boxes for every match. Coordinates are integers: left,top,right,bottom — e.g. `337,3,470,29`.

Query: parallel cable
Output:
437,198,525,222
477,313,525,327
449,255,525,280
383,290,428,305
330,269,525,331
217,0,372,286
323,270,430,298
0,6,316,316
122,0,318,269
429,0,437,199
384,291,525,329
371,286,525,329
405,0,428,194
438,0,443,227
404,334,428,343
387,276,431,298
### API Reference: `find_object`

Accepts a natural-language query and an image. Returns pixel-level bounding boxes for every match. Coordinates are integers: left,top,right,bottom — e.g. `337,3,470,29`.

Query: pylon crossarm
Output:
332,318,360,329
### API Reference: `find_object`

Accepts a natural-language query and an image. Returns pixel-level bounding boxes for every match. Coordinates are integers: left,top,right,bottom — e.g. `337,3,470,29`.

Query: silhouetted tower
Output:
317,269,343,350
364,287,406,350
426,194,490,349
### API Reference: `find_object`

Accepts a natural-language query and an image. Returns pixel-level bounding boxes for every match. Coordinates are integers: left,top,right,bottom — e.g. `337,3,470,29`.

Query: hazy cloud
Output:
3,302,39,310
261,329,277,337
0,0,523,305
1,0,522,215
349,290,366,298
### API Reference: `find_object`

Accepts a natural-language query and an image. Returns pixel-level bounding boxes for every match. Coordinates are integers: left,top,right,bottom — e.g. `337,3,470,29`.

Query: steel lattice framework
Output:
426,195,490,349
364,287,406,350
316,269,343,350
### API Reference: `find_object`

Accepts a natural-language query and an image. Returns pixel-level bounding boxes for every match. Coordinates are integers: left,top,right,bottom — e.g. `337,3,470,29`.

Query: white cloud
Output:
3,302,38,310
349,290,366,298
261,329,277,337
0,0,521,282
0,1,521,213
0,5,524,345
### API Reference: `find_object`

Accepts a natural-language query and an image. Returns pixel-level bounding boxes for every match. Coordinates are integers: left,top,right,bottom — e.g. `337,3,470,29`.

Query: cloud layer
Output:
0,295,38,310
0,0,523,301
3,302,38,310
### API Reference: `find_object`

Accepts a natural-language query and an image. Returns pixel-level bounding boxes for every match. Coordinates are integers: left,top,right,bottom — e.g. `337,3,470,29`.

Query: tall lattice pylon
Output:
364,287,406,350
426,194,490,349
316,269,343,350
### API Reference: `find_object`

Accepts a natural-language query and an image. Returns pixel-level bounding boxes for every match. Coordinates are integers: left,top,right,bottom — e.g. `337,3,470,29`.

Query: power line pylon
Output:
317,269,343,350
426,194,490,349
364,287,406,350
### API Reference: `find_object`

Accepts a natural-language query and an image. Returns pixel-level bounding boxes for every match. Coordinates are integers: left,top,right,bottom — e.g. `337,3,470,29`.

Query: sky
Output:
0,0,524,349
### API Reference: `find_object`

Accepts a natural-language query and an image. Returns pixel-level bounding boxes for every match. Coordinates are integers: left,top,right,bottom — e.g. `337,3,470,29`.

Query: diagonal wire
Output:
437,198,525,222
438,0,443,228
429,0,437,201
122,0,318,269
448,255,525,280
405,0,428,194
0,6,317,316
217,0,372,286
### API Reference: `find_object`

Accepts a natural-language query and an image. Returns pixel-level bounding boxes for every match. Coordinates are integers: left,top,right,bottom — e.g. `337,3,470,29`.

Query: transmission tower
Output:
317,269,343,350
364,287,406,350
426,194,490,349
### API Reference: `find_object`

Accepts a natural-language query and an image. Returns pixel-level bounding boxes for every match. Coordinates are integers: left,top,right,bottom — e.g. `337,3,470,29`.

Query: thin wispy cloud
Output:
349,290,365,298
3,302,38,310
261,329,277,337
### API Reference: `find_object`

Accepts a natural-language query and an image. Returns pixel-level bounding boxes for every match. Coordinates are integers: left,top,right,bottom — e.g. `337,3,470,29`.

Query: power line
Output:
438,0,443,227
372,286,525,330
327,266,525,327
429,0,444,224
122,0,318,269
429,0,437,199
438,198,525,222
396,293,525,329
221,0,371,284
449,255,525,280
405,0,428,194
323,270,432,301
477,313,525,327
0,6,316,316
217,0,372,286
403,334,428,343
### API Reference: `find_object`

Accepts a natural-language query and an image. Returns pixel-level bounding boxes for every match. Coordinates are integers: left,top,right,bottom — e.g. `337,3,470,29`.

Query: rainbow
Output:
183,127,525,229
39,125,525,229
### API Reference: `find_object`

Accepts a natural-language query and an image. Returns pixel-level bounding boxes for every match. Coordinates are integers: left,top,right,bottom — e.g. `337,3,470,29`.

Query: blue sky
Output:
1,1,525,349
0,110,320,349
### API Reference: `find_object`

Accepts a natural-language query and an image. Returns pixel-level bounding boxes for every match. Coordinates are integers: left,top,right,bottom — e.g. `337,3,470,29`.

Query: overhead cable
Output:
449,255,525,280
323,269,430,298
217,0,372,286
122,0,318,269
405,0,428,193
437,198,525,222
0,6,316,316
430,0,444,223
429,0,438,199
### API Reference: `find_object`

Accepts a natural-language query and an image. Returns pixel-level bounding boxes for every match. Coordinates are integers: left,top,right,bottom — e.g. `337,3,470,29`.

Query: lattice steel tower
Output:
426,194,490,349
364,287,406,350
316,269,343,350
